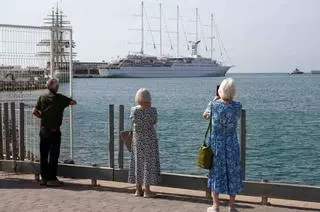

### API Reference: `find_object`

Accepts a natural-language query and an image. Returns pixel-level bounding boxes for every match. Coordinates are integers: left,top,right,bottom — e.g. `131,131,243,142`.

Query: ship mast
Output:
159,3,162,57
210,13,214,60
141,1,144,54
177,5,179,57
196,8,199,41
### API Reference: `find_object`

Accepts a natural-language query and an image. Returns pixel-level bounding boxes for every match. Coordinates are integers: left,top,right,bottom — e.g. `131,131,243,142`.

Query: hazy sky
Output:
1,0,320,73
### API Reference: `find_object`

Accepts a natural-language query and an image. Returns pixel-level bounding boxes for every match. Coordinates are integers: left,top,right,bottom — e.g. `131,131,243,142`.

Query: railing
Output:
0,103,319,203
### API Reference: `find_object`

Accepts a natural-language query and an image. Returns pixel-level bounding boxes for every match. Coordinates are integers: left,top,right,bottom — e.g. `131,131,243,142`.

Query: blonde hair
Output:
135,88,152,104
218,78,236,101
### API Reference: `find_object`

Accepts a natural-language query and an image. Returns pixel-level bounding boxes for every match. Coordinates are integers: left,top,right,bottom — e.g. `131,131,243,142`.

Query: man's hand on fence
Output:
32,108,42,118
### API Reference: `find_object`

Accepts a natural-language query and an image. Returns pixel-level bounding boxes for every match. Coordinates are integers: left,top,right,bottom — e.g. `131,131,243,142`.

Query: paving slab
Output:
0,173,319,212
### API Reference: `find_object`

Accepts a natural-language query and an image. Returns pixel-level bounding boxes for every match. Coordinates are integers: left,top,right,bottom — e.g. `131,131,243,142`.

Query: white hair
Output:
135,88,151,104
218,78,236,101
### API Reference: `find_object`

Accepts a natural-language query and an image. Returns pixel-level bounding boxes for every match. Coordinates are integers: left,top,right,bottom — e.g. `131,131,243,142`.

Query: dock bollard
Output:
261,179,270,205
91,164,98,187
205,188,211,198
205,176,211,198
34,173,40,182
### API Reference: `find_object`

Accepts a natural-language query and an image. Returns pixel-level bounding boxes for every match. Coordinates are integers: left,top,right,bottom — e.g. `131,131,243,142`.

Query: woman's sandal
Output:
143,191,157,198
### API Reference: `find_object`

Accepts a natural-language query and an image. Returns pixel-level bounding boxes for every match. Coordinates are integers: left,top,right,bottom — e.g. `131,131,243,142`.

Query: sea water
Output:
5,73,318,185
71,73,320,185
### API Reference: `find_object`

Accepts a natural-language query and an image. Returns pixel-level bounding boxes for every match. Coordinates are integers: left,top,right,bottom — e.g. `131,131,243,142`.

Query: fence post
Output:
118,105,124,169
109,104,114,168
19,103,25,161
0,103,3,160
240,109,246,180
4,103,10,160
11,103,17,160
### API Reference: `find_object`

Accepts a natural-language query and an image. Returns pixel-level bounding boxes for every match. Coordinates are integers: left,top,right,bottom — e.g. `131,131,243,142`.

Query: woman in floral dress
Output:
203,78,243,212
128,88,160,198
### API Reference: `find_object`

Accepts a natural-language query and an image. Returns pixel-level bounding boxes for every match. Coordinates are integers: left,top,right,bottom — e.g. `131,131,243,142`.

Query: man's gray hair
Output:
218,78,236,101
46,78,59,93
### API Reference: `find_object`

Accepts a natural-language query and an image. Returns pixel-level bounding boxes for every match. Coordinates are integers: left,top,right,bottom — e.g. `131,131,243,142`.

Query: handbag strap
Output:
203,109,212,145
130,119,134,131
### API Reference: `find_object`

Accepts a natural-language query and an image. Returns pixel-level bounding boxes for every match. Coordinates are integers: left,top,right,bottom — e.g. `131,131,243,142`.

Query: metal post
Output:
109,104,114,168
240,109,246,180
4,103,10,160
19,103,25,161
69,29,74,160
118,105,124,169
11,103,17,160
0,103,3,160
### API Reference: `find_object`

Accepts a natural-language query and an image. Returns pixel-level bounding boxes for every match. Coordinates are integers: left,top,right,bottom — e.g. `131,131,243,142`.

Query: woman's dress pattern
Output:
128,106,161,185
205,100,243,195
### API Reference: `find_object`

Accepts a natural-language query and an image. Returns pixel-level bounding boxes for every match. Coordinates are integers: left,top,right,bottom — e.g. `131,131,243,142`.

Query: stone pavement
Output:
0,173,319,212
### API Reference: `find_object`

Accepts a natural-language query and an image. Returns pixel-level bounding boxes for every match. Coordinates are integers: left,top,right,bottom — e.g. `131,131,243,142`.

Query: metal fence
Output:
0,24,73,161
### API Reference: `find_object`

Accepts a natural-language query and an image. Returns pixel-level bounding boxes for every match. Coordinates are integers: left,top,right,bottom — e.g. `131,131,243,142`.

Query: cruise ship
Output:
101,42,231,78
100,3,231,78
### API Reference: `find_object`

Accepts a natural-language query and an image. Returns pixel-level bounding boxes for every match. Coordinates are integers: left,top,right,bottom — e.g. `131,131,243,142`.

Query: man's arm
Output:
32,108,42,118
32,97,42,118
60,94,77,108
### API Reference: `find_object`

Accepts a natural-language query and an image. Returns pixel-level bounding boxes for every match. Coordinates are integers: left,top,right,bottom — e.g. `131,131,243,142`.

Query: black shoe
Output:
40,179,47,186
53,178,64,185
47,180,62,187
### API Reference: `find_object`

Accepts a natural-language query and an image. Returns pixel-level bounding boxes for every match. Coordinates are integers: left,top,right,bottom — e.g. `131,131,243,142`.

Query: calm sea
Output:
68,73,319,185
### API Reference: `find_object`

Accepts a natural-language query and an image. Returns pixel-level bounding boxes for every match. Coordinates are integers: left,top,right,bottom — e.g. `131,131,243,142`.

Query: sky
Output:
1,0,320,73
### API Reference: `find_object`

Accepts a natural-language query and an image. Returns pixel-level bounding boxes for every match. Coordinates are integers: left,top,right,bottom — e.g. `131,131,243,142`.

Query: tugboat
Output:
289,68,304,75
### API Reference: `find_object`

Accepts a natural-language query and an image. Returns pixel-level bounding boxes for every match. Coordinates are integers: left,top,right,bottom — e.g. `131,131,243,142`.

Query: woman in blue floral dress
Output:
203,78,243,212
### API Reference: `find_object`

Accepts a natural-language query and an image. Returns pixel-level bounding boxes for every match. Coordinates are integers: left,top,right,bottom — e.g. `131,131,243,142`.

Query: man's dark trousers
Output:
40,127,61,181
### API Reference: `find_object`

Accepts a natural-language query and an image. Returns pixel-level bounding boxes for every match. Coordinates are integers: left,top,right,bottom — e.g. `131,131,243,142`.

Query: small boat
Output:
311,70,320,74
289,68,304,75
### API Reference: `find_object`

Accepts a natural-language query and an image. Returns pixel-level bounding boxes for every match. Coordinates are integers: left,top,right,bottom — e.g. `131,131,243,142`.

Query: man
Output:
32,78,76,186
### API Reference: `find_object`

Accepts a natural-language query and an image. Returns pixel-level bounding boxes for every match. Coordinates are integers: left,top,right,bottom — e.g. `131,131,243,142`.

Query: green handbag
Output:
197,113,213,170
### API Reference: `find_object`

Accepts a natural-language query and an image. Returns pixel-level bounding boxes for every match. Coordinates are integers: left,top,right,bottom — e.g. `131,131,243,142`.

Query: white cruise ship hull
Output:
101,66,230,78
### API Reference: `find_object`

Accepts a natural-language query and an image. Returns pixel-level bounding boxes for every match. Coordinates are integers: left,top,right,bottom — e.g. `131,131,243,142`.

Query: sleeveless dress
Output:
128,106,161,185
205,100,243,195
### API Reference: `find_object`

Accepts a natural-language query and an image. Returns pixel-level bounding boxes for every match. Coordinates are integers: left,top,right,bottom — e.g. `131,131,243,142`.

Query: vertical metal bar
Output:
118,105,124,169
4,103,10,160
109,104,114,168
0,103,3,160
69,29,74,160
19,103,25,161
240,109,246,180
11,103,17,160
